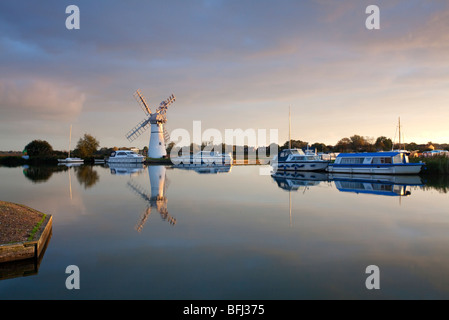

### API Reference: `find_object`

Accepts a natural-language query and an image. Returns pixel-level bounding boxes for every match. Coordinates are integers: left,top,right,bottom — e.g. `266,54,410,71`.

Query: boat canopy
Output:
336,152,403,158
279,149,305,156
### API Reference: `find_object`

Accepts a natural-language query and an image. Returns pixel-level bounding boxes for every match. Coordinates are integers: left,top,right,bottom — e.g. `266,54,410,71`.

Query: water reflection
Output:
271,171,425,197
73,166,100,189
3,163,449,298
173,163,232,174
329,173,424,197
107,163,145,176
271,171,328,192
22,165,68,183
23,164,101,191
127,165,176,232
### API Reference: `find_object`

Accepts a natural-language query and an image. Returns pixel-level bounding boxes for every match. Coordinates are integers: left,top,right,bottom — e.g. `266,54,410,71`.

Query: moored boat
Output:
271,149,330,172
58,157,84,163
327,151,424,174
106,150,145,164
172,151,233,165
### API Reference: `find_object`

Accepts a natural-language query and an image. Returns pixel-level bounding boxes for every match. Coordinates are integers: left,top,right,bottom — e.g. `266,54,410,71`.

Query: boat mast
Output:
68,124,72,158
398,117,401,150
289,105,292,149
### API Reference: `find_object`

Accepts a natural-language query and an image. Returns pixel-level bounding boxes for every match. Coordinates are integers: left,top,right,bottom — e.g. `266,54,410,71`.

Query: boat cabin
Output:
275,149,304,162
334,152,410,165
111,150,139,157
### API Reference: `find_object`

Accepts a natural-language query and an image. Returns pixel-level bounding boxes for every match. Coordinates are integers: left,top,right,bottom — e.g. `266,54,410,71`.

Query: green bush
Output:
411,155,449,175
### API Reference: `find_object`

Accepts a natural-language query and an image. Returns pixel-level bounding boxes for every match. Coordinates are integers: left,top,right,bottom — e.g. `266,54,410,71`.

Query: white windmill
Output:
126,89,175,158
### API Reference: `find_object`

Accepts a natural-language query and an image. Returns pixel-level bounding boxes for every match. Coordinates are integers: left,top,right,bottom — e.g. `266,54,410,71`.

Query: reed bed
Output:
410,155,449,175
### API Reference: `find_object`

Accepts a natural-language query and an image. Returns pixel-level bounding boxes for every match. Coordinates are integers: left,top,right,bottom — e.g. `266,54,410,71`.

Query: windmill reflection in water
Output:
127,166,176,232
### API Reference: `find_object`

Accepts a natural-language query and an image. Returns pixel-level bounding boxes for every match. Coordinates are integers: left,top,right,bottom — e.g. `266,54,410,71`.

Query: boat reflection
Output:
329,173,424,197
107,163,145,176
271,171,425,197
271,171,328,191
173,163,232,174
127,165,176,232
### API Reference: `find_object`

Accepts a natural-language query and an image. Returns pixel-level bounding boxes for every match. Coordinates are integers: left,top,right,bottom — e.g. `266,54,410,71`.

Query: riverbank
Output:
410,155,449,175
0,201,52,263
0,201,47,244
2,154,449,175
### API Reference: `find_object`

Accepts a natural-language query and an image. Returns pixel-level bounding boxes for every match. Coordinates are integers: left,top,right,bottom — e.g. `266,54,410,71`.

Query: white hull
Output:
272,161,329,172
172,151,233,166
107,158,144,164
58,158,83,163
106,150,145,164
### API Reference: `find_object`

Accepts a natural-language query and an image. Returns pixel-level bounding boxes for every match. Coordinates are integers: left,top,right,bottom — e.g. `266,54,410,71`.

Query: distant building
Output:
423,150,449,157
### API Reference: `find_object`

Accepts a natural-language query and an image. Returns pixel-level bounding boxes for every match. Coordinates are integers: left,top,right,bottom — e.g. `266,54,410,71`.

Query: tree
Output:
142,146,149,157
405,142,418,152
350,135,367,151
24,140,54,157
311,142,328,153
281,139,307,151
75,133,100,158
335,137,351,152
375,136,393,151
165,142,174,156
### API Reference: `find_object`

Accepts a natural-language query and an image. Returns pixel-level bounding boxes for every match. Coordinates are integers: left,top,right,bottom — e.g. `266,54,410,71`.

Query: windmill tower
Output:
126,89,175,158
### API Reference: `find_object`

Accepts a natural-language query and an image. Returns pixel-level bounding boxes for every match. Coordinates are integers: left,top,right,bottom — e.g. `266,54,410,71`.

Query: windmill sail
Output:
163,126,170,145
134,89,151,115
126,118,150,142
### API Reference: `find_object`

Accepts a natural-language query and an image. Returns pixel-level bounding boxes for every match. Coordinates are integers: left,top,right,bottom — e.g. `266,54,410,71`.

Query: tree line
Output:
24,133,101,159
20,133,449,160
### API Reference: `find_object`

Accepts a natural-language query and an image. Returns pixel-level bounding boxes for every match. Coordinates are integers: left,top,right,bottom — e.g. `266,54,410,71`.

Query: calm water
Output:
1,163,449,299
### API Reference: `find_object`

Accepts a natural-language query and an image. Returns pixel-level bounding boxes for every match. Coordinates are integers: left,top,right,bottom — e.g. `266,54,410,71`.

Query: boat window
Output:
392,154,402,164
373,157,392,164
290,149,300,154
340,157,364,164
117,152,127,156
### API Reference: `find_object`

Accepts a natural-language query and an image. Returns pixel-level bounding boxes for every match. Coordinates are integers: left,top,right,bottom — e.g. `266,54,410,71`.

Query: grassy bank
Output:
410,155,449,175
145,157,172,164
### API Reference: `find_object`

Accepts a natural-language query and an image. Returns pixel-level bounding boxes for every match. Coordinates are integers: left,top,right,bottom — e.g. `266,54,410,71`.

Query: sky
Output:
1,0,449,151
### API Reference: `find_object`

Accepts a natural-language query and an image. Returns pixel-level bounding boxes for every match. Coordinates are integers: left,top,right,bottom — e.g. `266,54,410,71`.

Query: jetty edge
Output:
0,201,52,263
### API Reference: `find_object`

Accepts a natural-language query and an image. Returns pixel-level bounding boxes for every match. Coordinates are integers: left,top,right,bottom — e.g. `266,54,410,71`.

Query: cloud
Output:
0,78,85,121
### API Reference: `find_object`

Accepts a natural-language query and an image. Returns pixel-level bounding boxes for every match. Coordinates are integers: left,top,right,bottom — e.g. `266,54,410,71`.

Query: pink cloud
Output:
0,78,85,121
